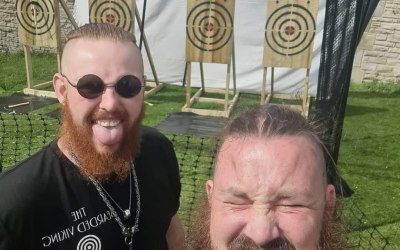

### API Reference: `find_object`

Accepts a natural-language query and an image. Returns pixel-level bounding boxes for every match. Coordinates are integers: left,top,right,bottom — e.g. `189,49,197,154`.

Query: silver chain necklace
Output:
99,166,133,220
69,150,140,249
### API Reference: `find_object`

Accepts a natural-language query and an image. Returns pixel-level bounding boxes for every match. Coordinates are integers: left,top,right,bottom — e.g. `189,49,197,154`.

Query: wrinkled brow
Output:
219,186,315,202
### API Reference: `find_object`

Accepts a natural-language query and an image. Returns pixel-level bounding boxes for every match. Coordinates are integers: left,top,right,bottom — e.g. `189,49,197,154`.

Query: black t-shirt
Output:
0,127,181,250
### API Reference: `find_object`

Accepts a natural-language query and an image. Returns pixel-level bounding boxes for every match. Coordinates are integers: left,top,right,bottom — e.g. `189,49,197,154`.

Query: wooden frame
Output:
19,0,78,98
183,0,238,118
261,67,311,117
182,46,239,118
260,0,318,117
133,6,164,98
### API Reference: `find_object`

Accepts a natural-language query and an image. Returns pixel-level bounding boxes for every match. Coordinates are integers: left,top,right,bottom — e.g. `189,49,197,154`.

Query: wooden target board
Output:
16,0,61,48
263,0,319,68
186,0,235,64
89,0,135,32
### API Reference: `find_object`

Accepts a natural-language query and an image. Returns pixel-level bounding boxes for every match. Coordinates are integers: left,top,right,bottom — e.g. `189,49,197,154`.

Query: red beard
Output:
58,99,143,182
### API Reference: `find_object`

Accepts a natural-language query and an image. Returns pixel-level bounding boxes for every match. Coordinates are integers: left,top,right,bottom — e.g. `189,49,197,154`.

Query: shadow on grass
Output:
341,133,400,142
340,198,390,248
348,90,400,99
346,215,400,234
344,104,387,117
145,87,185,106
340,162,400,181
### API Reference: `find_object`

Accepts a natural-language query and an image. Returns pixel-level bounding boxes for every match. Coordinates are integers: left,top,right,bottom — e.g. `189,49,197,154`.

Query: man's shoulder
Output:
0,141,62,217
141,126,168,139
138,126,176,162
140,126,172,147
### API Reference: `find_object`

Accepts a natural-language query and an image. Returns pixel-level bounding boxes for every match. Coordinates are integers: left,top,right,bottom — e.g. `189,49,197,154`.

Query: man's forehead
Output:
61,39,142,72
213,135,326,191
216,135,323,168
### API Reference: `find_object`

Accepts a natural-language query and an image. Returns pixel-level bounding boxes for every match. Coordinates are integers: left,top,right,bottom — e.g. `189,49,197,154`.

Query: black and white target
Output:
89,0,133,31
265,4,316,56
16,0,55,36
187,2,233,52
76,235,101,250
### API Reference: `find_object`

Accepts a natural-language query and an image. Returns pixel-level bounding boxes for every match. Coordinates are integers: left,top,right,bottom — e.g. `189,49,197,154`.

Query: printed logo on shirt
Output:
41,207,113,247
77,234,102,250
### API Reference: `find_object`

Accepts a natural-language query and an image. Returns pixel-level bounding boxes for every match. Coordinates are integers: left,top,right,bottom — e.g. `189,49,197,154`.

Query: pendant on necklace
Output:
123,209,131,220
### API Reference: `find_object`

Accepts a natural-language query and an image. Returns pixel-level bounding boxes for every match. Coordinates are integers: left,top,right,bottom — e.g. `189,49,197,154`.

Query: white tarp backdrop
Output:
74,0,326,96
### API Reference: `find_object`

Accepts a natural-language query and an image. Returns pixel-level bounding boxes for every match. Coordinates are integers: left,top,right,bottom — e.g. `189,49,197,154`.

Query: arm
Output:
166,214,185,250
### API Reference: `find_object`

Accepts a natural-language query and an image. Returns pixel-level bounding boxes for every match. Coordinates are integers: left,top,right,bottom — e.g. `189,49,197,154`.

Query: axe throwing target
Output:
263,0,318,68
186,0,235,64
16,0,59,47
89,0,135,32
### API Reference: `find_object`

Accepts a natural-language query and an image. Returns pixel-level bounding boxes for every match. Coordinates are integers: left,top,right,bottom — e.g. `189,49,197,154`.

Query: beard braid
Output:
186,198,347,250
59,99,143,183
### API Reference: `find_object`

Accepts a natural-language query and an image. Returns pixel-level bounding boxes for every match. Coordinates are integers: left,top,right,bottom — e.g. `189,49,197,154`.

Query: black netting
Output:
341,199,389,249
165,134,218,230
0,113,391,248
0,113,60,168
315,0,379,197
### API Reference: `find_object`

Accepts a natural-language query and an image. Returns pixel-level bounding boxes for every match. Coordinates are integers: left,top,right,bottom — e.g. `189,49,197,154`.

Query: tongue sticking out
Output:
92,123,123,146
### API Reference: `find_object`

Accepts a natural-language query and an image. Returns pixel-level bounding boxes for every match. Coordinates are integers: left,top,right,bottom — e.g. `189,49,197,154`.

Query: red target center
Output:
106,14,115,23
285,26,295,35
205,22,214,31
30,7,39,19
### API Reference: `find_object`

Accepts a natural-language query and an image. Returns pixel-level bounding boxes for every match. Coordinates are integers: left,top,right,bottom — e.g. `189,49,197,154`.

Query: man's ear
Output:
326,184,336,217
53,73,67,105
206,180,214,202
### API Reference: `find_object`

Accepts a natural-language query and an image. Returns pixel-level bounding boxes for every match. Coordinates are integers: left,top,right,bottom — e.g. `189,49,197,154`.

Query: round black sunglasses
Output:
61,74,144,99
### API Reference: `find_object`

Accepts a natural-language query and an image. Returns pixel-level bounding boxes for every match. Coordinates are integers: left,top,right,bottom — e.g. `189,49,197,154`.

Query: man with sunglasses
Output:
0,23,184,249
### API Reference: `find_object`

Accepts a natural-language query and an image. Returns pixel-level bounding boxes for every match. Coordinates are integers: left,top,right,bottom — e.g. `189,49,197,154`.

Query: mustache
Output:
90,110,126,121
228,234,295,250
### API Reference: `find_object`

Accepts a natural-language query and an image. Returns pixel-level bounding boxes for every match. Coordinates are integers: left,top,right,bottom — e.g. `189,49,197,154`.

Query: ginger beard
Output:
59,99,143,182
186,200,346,250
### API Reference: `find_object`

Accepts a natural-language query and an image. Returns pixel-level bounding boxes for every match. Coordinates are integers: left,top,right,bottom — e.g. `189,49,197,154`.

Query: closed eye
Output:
280,204,303,207
223,200,252,206
221,199,252,211
223,202,251,212
277,204,307,213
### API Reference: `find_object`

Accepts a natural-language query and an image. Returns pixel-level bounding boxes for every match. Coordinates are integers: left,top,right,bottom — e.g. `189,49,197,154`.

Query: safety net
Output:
0,113,390,248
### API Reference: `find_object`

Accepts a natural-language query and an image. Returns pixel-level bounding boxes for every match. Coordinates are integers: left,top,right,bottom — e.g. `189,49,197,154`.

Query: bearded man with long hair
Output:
186,105,347,250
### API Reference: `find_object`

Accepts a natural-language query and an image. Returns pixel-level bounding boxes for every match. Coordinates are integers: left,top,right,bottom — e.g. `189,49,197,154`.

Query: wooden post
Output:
271,67,275,96
261,67,267,104
59,0,78,29
200,63,205,93
57,52,61,73
185,62,192,108
225,63,232,110
303,68,310,115
232,38,237,94
23,45,33,89
135,5,159,86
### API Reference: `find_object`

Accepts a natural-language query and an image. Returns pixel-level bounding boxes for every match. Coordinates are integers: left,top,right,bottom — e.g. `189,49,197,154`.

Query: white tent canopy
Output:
74,0,326,96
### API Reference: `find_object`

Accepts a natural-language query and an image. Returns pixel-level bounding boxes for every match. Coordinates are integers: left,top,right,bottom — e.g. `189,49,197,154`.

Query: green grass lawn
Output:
338,83,400,248
1,52,399,248
0,52,57,95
